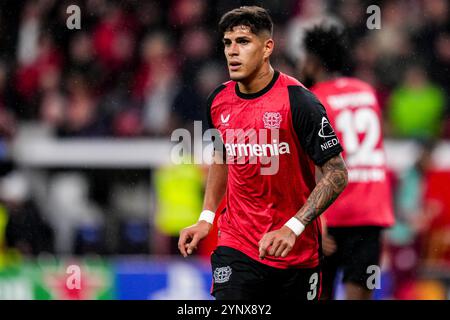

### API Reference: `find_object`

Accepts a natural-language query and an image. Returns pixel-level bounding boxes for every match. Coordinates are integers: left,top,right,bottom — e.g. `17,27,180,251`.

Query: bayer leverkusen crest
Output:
263,112,282,129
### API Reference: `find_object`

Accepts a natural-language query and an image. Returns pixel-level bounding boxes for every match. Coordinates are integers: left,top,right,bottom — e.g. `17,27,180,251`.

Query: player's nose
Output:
227,42,239,56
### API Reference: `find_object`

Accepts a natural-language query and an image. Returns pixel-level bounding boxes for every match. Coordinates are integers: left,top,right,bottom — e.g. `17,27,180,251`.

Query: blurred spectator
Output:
414,0,450,65
66,32,100,88
57,73,108,137
40,90,66,131
0,0,446,139
109,179,152,254
15,32,63,119
16,1,41,67
132,32,178,136
431,31,450,92
172,62,226,130
387,64,445,139
370,1,415,91
371,1,412,59
352,35,379,87
286,0,329,62
134,1,164,30
0,203,8,267
0,62,17,140
92,3,136,73
387,143,440,299
1,171,54,255
333,0,367,44
153,158,204,255
432,31,450,137
47,173,104,254
179,27,214,83
169,0,206,28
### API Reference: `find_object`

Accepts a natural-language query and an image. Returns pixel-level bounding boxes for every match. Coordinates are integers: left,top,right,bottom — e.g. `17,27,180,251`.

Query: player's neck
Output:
237,66,275,94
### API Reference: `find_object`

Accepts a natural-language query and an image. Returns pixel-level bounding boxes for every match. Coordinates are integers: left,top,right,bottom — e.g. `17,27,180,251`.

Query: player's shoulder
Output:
206,81,233,107
276,72,320,104
283,82,323,115
277,71,305,88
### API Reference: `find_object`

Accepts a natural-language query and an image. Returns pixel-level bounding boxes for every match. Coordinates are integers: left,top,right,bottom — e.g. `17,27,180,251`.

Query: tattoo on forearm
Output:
295,155,348,226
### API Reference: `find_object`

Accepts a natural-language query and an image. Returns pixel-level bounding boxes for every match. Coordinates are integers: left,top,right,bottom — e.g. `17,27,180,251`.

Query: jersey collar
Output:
235,70,280,99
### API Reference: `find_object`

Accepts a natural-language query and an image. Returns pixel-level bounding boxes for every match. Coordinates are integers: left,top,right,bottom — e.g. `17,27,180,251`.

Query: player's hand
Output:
178,221,212,257
322,233,337,256
258,226,296,260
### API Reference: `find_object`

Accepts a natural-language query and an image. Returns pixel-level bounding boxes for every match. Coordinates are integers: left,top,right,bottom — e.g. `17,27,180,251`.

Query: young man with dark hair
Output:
178,6,348,300
301,24,395,300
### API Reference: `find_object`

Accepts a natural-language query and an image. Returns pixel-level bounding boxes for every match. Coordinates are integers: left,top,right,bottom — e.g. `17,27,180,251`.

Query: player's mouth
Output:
229,61,242,71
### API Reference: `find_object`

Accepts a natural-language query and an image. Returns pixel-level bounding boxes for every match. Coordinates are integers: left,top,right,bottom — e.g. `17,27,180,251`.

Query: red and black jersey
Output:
311,77,394,228
206,71,343,269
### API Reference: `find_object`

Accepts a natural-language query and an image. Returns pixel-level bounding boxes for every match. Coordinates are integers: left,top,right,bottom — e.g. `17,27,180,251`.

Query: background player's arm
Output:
178,150,227,257
295,154,348,226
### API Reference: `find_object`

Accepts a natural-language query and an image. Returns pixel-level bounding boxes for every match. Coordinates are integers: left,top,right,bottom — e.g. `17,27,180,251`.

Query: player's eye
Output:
237,39,249,44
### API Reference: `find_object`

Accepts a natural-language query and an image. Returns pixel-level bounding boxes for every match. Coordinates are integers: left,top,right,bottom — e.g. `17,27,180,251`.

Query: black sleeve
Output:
205,84,227,160
288,85,343,166
205,84,226,129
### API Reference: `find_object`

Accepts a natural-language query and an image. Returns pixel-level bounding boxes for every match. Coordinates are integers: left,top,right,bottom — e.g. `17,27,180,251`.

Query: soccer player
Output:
301,24,395,300
178,6,348,300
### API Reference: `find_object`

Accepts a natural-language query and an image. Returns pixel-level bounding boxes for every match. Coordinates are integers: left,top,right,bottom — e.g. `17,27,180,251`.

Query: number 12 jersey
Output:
311,77,394,228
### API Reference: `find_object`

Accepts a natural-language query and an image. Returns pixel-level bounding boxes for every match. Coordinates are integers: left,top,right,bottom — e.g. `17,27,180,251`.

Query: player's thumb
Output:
187,233,200,255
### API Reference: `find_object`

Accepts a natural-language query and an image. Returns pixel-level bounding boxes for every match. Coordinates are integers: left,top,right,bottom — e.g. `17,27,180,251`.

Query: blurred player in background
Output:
178,6,348,300
301,24,395,300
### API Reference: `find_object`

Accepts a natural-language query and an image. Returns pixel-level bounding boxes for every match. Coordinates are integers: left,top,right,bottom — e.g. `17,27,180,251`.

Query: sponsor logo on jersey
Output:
263,112,282,129
320,138,339,151
221,114,230,125
224,139,290,157
318,117,336,139
318,117,339,151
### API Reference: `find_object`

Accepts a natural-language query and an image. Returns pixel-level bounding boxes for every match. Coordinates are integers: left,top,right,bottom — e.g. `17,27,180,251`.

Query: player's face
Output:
223,26,272,81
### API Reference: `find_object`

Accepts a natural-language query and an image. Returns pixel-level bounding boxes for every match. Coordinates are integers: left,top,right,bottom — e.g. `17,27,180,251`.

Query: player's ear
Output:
263,38,274,60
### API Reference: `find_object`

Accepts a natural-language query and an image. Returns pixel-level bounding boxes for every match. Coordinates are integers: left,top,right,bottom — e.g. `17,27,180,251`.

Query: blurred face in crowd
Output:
404,65,428,89
223,25,273,82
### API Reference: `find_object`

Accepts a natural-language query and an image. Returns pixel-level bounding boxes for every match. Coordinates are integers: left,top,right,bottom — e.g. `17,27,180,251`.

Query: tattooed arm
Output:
259,154,348,259
295,154,348,226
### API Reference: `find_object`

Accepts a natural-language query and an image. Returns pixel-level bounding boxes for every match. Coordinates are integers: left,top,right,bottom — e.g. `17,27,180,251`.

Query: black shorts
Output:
210,246,321,300
321,226,382,297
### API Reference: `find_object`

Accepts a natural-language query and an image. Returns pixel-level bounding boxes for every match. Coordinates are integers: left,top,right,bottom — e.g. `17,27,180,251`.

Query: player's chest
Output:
213,100,290,133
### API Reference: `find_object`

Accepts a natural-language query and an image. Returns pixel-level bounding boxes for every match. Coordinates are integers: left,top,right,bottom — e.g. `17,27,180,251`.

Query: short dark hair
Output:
304,24,349,73
218,6,273,37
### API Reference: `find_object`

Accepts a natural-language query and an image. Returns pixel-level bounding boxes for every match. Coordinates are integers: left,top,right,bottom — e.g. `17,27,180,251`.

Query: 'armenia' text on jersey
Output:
206,71,343,269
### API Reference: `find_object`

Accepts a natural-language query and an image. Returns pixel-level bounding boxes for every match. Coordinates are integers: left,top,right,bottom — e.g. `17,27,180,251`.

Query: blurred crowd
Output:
0,0,449,299
0,0,448,140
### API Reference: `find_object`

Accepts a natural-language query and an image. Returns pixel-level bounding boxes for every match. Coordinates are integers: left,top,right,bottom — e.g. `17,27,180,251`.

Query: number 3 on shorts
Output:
307,272,319,300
